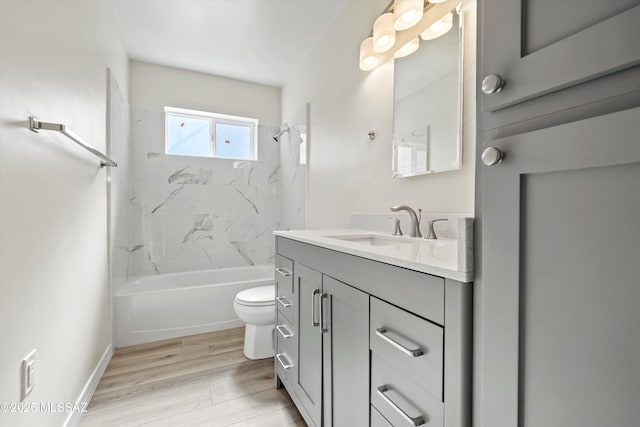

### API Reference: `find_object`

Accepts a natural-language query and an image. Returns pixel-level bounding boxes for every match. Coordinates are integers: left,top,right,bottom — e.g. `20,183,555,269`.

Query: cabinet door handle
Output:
481,74,505,94
320,293,330,333
276,296,291,308
276,324,293,339
377,385,426,426
276,353,293,370
275,267,291,277
375,328,424,357
481,146,504,166
311,289,321,327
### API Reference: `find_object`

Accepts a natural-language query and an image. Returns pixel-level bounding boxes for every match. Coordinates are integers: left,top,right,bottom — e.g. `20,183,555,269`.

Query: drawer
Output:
371,353,443,427
370,297,444,400
275,312,296,355
371,405,393,427
275,255,294,321
275,348,295,387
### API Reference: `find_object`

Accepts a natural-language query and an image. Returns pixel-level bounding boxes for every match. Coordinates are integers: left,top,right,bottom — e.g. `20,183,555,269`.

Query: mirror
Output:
392,6,462,178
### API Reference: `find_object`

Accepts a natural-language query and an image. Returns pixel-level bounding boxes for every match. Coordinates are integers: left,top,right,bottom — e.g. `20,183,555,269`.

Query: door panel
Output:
519,163,640,427
480,0,640,111
478,106,640,427
523,0,637,54
322,276,369,427
294,263,322,427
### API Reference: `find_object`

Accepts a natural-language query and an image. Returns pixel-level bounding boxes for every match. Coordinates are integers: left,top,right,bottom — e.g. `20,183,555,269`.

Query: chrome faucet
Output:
390,205,422,238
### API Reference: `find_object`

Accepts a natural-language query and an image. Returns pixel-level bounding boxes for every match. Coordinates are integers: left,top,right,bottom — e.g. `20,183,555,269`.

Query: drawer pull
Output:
276,296,292,308
275,267,291,277
276,324,293,339
377,385,426,426
276,353,293,370
375,328,424,357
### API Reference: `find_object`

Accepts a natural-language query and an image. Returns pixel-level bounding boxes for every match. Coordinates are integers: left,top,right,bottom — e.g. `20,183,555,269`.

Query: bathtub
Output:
114,265,274,347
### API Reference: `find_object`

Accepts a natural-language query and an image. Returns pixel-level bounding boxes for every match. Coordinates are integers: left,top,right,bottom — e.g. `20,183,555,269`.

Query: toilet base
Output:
243,323,275,360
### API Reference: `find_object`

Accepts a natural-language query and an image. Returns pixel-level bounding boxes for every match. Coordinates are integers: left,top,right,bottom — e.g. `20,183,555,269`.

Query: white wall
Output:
130,61,280,125
282,0,476,228
0,1,128,426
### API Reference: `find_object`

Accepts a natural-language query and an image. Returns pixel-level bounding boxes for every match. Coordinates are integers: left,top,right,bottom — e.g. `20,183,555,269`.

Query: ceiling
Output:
108,0,348,87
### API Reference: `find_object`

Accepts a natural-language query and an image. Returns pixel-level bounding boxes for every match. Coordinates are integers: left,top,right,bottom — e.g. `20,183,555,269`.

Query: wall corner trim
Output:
63,344,114,427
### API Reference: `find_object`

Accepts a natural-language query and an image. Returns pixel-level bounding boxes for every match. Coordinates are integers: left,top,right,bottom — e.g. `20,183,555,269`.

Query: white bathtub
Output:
114,265,274,347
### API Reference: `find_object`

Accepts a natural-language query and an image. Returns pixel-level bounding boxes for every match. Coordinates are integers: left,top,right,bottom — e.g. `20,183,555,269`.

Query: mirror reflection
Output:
393,7,462,178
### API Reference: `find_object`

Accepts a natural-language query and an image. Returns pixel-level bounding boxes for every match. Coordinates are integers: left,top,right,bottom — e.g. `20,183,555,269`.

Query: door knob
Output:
481,74,505,94
481,147,503,166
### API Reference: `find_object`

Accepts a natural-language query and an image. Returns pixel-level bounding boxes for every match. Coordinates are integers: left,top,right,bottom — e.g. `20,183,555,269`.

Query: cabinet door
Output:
322,276,369,427
477,106,640,427
480,0,640,112
293,263,323,427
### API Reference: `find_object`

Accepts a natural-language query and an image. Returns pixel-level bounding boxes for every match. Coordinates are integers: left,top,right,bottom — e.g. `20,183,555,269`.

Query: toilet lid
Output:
235,285,275,306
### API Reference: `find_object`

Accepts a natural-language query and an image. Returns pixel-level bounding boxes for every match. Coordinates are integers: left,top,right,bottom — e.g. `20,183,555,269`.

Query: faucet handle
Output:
389,217,403,236
425,218,448,240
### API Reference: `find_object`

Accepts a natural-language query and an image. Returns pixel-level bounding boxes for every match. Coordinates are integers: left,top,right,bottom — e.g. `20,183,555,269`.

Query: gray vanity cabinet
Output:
321,276,369,427
293,263,323,427
479,0,640,129
476,106,640,427
275,236,472,427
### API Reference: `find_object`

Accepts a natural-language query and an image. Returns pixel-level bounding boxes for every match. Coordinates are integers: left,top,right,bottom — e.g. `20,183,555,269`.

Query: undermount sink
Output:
325,234,419,247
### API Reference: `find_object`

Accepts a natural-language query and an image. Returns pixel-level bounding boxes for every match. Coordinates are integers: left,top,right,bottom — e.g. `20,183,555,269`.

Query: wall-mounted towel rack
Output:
28,116,117,167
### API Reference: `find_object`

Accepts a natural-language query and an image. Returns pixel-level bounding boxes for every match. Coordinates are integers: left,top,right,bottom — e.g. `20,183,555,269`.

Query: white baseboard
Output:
63,344,113,427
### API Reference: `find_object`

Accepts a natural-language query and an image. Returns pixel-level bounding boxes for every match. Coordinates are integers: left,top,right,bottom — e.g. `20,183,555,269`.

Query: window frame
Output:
164,106,259,161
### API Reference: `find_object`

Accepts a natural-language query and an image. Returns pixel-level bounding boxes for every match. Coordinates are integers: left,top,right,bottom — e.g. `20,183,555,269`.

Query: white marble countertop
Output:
274,229,473,283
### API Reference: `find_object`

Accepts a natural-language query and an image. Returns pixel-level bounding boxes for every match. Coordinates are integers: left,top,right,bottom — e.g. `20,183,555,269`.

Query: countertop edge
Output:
274,230,473,283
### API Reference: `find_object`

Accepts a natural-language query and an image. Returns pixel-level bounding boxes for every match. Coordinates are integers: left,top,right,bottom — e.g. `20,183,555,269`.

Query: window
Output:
165,107,258,160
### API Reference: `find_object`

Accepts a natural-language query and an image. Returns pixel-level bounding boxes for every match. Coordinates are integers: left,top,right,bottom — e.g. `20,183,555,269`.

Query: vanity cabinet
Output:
274,236,471,427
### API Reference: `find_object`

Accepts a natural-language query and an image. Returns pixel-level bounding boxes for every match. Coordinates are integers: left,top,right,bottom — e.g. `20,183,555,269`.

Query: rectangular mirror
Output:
392,5,463,178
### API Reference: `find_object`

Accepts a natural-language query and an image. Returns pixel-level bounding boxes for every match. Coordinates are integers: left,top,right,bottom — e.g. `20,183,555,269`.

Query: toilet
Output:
233,285,276,359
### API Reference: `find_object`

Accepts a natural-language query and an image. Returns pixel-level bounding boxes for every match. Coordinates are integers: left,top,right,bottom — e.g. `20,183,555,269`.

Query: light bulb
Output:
359,37,379,71
394,0,424,31
401,9,417,23
394,37,420,58
420,12,453,40
373,13,396,53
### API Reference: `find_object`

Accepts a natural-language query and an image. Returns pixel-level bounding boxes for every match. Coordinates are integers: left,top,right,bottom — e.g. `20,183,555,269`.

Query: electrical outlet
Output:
21,349,36,400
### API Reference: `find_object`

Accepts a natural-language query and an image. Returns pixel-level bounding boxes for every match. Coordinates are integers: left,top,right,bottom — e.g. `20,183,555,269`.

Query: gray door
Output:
294,263,323,427
480,0,640,111
322,276,369,427
477,106,640,427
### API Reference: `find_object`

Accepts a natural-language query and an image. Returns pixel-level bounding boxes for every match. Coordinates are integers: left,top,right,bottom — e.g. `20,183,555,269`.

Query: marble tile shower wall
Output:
126,108,281,277
108,70,132,289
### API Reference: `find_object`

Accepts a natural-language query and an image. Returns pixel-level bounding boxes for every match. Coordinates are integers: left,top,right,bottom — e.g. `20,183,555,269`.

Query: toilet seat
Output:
234,285,275,307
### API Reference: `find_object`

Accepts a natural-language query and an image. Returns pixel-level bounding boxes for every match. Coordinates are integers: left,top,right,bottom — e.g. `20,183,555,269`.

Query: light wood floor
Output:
80,327,304,427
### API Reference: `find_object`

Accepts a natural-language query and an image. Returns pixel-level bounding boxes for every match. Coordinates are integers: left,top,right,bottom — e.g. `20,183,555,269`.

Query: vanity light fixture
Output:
373,13,396,53
359,37,379,71
394,37,420,58
420,12,453,40
359,0,459,71
393,0,424,30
